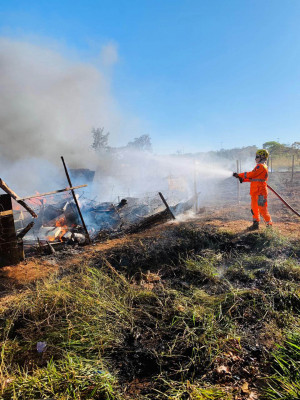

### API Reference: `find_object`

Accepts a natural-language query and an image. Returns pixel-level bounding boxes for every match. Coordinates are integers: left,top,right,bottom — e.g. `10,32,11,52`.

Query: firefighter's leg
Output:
251,195,260,222
258,195,272,225
248,195,260,230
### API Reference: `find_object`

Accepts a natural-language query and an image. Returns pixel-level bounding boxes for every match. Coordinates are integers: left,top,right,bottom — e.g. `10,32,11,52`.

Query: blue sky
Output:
1,0,300,154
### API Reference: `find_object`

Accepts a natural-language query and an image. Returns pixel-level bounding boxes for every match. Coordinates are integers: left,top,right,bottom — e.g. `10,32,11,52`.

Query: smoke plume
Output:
0,37,237,206
0,38,123,167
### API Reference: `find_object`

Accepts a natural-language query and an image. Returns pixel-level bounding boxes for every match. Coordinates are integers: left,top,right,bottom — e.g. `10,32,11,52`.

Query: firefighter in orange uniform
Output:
233,149,272,230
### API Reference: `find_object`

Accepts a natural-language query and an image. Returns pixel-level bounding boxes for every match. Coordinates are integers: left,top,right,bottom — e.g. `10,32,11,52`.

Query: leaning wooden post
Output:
0,179,37,218
291,155,295,183
158,192,176,220
61,157,90,243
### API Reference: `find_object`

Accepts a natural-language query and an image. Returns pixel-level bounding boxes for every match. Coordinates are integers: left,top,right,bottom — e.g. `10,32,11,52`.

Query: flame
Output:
47,216,69,242
56,216,68,241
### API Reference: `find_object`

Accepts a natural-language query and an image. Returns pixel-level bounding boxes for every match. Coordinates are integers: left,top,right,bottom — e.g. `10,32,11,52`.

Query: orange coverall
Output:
238,163,272,224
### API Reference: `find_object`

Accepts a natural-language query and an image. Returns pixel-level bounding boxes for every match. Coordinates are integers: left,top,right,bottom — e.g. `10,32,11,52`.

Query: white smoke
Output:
100,42,119,67
0,37,125,167
0,37,236,206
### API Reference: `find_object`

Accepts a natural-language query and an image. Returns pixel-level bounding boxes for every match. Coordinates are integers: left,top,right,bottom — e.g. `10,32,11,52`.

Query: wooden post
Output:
61,157,90,243
270,156,273,173
291,155,295,182
158,192,176,219
0,194,24,267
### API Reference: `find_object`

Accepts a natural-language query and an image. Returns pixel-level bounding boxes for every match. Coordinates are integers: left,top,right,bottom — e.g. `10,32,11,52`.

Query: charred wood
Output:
124,208,174,234
158,192,176,220
0,178,37,218
0,194,24,267
61,157,90,243
16,221,34,239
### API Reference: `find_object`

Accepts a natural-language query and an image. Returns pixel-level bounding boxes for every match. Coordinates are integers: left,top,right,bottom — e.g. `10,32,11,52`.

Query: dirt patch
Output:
202,219,300,239
0,259,59,296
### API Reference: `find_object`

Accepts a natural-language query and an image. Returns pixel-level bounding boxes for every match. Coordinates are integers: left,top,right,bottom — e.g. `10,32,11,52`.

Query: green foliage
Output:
3,355,117,400
272,259,300,282
224,264,254,282
263,140,300,158
185,255,218,283
263,141,285,154
155,379,233,399
264,333,300,399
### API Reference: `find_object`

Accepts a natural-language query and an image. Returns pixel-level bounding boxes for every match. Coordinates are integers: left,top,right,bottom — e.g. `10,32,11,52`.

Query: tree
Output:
91,127,110,152
262,141,286,155
126,134,152,152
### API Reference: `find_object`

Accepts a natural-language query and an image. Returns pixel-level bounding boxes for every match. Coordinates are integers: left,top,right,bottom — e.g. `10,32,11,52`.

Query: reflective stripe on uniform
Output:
244,172,247,178
251,179,266,182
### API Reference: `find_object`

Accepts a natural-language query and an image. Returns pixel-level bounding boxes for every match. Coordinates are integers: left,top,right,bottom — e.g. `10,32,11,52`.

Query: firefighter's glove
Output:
233,173,243,183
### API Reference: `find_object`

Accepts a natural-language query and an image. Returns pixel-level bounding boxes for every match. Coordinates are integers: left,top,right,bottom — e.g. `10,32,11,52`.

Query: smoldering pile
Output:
0,172,195,267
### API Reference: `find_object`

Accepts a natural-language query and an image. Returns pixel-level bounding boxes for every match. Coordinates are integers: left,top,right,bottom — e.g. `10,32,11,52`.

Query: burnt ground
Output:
0,172,299,399
1,171,299,289
0,207,298,293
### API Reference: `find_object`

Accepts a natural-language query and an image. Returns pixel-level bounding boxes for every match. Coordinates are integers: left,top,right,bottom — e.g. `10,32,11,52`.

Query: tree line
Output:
91,128,299,160
91,127,152,153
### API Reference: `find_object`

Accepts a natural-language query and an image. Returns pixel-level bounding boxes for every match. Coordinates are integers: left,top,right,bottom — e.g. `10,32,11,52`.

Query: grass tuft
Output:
264,333,300,400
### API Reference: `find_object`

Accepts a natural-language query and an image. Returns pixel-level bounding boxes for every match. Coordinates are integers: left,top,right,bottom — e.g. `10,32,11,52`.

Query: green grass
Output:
3,355,116,400
263,333,300,400
0,224,299,399
152,379,233,399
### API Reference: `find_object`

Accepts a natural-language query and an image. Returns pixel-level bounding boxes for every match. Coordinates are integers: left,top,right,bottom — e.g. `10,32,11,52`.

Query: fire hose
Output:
233,174,300,218
267,184,300,218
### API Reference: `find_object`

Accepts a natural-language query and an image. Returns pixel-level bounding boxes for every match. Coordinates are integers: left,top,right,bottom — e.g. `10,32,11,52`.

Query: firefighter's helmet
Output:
256,149,269,159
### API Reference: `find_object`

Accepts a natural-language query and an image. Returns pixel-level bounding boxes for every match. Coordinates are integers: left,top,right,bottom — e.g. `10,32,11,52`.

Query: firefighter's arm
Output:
238,165,263,181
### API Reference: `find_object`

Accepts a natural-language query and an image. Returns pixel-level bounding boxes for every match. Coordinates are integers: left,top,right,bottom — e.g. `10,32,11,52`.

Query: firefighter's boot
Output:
248,221,259,231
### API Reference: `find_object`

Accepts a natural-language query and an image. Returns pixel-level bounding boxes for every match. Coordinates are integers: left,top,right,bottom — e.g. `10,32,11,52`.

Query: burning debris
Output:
0,162,196,266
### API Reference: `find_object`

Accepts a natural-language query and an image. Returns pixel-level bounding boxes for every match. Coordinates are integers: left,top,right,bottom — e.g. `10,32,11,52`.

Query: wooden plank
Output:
0,178,37,218
19,184,87,201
